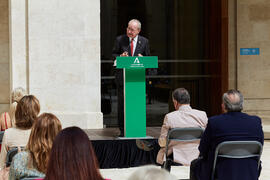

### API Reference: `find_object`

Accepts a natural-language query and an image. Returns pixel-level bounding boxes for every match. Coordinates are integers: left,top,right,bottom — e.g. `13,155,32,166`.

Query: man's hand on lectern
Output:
120,51,129,57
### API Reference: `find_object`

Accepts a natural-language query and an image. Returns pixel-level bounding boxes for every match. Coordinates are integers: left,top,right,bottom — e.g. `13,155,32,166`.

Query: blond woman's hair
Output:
11,87,27,102
9,87,27,125
27,113,62,173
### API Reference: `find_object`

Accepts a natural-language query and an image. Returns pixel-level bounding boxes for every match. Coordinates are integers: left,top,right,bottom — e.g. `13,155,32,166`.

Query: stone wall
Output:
229,0,270,128
9,0,103,128
0,0,10,113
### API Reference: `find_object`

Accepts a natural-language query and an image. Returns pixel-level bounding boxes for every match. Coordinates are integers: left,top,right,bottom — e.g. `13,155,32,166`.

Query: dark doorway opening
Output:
101,0,228,127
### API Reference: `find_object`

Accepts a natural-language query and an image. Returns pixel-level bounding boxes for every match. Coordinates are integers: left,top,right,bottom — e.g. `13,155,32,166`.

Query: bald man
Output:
190,89,264,180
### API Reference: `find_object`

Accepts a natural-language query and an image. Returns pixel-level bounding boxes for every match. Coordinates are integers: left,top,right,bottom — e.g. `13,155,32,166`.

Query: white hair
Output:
128,165,177,180
128,19,141,30
223,89,243,112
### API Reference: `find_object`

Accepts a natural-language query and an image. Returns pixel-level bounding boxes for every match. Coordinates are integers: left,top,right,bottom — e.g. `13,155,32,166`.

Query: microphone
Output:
114,42,131,66
123,43,130,56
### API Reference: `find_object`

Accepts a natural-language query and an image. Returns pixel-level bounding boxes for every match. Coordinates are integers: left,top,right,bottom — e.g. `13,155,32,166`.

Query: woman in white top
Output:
0,95,40,169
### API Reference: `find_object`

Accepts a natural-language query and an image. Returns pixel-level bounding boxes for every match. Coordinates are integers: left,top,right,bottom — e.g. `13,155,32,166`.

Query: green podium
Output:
116,56,158,137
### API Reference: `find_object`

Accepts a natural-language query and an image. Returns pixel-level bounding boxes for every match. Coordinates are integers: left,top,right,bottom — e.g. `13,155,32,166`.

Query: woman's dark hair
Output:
44,126,104,180
15,95,40,129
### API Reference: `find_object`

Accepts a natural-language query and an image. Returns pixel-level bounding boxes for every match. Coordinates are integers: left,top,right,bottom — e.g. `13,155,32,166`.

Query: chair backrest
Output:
6,147,25,167
211,141,263,180
165,127,204,157
0,131,4,144
21,177,43,180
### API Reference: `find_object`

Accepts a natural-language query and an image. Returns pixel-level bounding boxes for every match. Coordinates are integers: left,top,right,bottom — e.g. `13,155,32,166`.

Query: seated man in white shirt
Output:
137,88,208,169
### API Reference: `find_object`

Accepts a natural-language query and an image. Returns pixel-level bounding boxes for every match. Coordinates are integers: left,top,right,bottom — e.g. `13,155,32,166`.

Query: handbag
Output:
0,146,22,180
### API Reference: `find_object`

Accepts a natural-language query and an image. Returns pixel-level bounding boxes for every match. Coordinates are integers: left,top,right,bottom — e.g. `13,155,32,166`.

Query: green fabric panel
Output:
125,69,146,137
116,56,158,137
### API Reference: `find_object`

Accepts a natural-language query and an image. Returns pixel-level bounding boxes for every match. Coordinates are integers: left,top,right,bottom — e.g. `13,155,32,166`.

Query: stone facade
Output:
6,0,103,129
229,0,270,130
0,0,10,113
1,0,270,130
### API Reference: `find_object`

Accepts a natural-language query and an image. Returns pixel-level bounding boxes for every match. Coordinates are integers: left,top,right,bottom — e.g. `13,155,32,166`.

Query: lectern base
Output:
116,136,154,140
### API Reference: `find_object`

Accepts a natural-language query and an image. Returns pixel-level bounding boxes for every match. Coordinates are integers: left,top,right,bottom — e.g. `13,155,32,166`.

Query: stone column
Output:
9,0,28,91
228,0,237,89
0,0,10,113
9,0,103,128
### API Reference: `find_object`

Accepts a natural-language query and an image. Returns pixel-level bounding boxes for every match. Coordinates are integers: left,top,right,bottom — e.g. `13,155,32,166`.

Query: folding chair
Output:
211,141,263,180
20,177,43,180
163,127,204,171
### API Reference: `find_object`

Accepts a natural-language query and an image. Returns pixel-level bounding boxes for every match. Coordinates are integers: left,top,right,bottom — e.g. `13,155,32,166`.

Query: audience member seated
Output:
190,89,264,180
9,113,62,179
0,87,26,151
44,126,107,180
157,88,208,166
137,88,208,168
127,165,177,180
0,95,40,170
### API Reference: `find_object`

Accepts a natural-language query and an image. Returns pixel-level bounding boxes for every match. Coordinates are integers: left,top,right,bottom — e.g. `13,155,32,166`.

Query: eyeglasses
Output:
127,27,138,32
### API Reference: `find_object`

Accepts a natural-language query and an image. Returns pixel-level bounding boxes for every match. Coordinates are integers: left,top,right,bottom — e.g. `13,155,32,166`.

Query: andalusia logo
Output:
134,57,140,64
131,57,143,67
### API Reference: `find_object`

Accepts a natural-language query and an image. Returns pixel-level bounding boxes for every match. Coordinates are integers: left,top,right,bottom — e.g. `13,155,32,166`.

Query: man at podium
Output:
112,19,150,137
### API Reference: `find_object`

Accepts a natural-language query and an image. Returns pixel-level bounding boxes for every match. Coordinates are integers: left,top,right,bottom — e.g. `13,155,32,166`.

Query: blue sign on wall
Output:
240,48,260,55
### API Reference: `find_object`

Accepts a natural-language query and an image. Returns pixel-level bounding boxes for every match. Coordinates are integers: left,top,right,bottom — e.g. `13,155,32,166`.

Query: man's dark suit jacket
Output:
112,34,150,84
112,34,150,59
195,111,264,180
